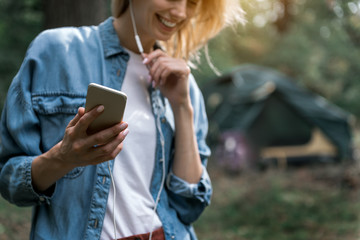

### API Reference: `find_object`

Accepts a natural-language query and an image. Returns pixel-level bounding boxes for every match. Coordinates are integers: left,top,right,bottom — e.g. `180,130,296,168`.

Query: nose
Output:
170,1,187,21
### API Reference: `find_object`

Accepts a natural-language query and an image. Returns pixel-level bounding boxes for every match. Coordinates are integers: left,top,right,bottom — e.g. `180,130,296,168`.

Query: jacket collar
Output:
99,17,128,58
99,17,164,58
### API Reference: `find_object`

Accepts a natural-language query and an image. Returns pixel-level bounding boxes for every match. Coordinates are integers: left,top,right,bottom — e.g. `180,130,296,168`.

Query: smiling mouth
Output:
157,15,177,28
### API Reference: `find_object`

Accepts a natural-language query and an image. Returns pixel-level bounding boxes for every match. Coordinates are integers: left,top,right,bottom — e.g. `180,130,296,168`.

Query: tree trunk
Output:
43,0,109,29
274,0,292,33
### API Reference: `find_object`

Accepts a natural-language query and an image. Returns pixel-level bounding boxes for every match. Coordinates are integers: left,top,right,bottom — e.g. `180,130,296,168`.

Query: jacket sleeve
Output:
0,37,54,207
165,75,212,224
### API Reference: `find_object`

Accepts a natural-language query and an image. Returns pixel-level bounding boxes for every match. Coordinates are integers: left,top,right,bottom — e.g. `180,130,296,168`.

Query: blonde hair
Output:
111,0,245,61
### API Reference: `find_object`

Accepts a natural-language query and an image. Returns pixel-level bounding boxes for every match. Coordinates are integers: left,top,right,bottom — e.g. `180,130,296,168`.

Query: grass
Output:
194,163,360,240
1,163,360,240
0,197,31,240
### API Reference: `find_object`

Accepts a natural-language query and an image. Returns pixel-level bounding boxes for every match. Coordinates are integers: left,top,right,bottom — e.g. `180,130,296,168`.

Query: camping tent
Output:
202,64,354,168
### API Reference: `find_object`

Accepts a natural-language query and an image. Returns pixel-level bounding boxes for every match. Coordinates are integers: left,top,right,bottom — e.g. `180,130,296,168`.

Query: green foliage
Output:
0,0,42,111
194,0,360,118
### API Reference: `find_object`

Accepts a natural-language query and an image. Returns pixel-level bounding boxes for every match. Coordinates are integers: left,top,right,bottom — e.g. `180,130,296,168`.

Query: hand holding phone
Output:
85,83,127,134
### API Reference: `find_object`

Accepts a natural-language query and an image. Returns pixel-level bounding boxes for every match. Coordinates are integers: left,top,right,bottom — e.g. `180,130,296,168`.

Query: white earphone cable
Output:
108,2,140,239
127,2,166,240
129,0,144,55
149,111,166,240
108,161,117,240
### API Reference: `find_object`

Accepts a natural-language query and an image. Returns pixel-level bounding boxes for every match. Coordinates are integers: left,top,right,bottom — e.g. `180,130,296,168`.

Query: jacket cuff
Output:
166,165,212,204
25,157,54,205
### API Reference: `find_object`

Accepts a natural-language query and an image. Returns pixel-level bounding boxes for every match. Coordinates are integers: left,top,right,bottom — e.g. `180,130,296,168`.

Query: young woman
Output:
0,0,244,239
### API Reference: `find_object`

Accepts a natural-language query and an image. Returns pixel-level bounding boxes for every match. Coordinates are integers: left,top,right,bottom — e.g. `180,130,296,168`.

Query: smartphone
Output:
85,83,127,134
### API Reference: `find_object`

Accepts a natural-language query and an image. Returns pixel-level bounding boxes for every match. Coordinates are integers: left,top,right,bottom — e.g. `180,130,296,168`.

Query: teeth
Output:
159,17,176,28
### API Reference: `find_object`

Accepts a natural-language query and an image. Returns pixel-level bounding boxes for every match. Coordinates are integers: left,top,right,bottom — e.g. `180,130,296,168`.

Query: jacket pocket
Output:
32,93,86,179
32,93,85,115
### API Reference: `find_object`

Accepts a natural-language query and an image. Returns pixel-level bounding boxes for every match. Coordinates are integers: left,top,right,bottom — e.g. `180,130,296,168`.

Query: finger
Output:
88,122,128,146
78,107,85,115
185,65,191,75
91,143,124,165
151,57,172,84
143,49,165,65
76,105,105,133
157,67,172,86
67,107,85,127
91,129,128,161
161,71,173,86
141,52,149,61
151,63,166,87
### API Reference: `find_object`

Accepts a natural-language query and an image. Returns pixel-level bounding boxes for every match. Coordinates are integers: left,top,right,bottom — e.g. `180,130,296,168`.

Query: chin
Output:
156,36,172,42
154,30,176,42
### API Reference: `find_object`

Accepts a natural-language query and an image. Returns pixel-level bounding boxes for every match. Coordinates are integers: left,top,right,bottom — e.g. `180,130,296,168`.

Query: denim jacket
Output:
0,17,212,240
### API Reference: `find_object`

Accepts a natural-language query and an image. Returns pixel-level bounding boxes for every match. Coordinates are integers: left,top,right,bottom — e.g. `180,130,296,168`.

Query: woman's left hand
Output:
144,50,202,184
143,49,191,108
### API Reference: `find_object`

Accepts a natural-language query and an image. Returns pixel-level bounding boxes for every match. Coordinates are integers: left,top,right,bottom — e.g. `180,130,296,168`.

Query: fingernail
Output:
143,58,148,64
152,81,156,88
123,128,129,137
147,75,152,83
97,105,104,112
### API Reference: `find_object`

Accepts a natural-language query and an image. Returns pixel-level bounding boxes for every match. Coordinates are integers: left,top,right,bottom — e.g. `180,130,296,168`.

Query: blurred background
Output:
1,0,360,239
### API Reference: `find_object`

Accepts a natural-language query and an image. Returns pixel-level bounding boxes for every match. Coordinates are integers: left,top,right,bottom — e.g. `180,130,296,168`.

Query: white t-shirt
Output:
100,49,162,239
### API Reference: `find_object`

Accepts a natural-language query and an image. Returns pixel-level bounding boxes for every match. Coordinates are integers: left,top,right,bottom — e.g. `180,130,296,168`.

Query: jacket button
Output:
161,117,166,123
117,69,121,76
